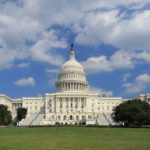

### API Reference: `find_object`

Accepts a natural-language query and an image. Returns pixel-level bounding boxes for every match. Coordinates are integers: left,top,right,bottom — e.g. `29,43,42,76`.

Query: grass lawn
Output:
0,127,149,150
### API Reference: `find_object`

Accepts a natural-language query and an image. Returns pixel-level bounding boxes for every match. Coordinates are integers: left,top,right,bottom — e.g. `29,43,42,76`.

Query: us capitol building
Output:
1,45,149,126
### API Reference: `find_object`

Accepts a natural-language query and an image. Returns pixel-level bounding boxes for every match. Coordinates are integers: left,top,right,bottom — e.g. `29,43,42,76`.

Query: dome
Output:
60,55,85,73
56,44,88,92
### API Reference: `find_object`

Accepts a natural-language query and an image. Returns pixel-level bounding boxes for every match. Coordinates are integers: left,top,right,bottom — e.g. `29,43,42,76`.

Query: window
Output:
59,98,63,108
66,98,69,108
88,115,90,119
63,115,67,120
58,116,61,120
70,98,73,108
70,115,73,120
107,105,109,110
71,103,73,108
76,115,79,120
81,98,84,108
75,98,78,108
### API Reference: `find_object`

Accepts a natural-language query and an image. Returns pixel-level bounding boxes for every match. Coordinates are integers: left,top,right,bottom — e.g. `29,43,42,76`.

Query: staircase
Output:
31,113,44,126
104,113,115,125
98,114,109,125
19,113,38,126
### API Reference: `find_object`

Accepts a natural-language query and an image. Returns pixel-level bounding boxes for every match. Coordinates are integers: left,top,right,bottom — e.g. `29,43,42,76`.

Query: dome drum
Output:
56,81,88,92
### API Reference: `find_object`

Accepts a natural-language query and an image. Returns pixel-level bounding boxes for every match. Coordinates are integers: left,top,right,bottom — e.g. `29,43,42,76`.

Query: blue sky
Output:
0,0,150,99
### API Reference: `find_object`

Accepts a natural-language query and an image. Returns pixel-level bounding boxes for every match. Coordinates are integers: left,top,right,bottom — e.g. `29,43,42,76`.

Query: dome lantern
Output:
70,43,75,60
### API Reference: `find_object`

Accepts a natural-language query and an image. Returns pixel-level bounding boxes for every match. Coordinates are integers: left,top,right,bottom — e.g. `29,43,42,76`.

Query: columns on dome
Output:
57,81,87,92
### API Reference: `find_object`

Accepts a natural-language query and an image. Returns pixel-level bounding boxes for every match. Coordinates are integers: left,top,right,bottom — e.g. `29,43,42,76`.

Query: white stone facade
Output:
0,46,130,126
135,94,150,104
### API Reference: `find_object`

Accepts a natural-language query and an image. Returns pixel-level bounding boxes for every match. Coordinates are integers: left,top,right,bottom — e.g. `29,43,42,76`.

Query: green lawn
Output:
0,127,149,150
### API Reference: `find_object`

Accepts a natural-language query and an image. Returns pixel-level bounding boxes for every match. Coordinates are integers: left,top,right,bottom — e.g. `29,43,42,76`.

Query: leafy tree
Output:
17,107,27,122
112,99,150,127
0,104,12,125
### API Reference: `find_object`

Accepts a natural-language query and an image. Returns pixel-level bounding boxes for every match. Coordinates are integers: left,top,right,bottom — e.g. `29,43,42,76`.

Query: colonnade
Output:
54,97,86,112
12,102,22,111
57,82,88,92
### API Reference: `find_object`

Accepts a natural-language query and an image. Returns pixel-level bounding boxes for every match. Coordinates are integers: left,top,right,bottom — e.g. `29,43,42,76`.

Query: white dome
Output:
56,46,88,92
61,59,84,73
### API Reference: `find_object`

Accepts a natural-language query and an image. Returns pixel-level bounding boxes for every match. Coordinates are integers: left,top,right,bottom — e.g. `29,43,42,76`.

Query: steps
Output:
19,113,44,126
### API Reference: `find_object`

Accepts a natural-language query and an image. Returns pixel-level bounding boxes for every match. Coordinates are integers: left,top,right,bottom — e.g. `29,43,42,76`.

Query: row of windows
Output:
49,109,84,113
58,73,85,80
98,105,115,111
98,102,120,105
49,115,94,120
27,106,42,110
25,102,44,105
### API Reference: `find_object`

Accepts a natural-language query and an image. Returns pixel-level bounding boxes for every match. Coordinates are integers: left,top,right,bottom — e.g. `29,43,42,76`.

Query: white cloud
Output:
14,77,36,87
75,9,150,52
45,68,59,74
29,30,67,66
0,0,150,70
82,55,111,73
90,86,113,97
45,68,59,87
135,74,150,83
123,73,150,94
82,49,150,74
17,62,30,68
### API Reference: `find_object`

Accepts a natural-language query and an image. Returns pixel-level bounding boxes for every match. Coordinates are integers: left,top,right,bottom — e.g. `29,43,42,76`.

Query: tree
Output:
0,104,12,126
17,107,27,122
112,99,150,127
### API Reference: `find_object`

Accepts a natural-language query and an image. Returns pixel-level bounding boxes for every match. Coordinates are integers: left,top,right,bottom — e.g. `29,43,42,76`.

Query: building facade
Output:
0,46,130,126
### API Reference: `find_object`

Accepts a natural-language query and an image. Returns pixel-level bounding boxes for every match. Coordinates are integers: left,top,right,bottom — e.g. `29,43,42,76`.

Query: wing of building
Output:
0,45,129,126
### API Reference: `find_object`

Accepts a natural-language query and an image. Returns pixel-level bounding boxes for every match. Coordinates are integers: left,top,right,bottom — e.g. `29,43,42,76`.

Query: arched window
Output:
63,115,67,120
70,115,73,120
76,115,79,120
82,115,85,120
58,115,61,120
88,115,91,119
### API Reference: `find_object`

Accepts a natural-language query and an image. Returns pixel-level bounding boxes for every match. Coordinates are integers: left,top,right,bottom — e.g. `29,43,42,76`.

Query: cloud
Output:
0,1,69,69
123,73,150,94
29,30,67,65
0,0,150,70
17,62,30,68
82,49,150,74
45,68,59,87
135,74,150,83
82,55,112,73
75,9,150,52
45,68,59,74
90,86,113,97
14,77,36,87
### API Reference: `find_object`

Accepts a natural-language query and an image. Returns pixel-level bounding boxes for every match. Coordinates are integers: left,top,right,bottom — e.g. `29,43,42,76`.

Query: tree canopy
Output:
0,104,12,126
112,99,150,127
17,107,27,122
